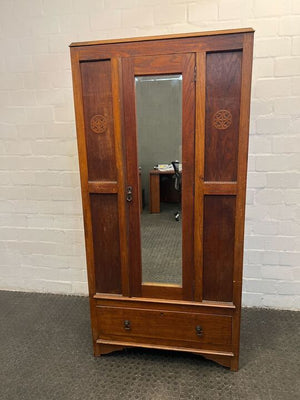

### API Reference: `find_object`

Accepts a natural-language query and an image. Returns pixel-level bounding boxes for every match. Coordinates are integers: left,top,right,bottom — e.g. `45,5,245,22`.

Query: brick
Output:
155,4,186,24
244,278,278,294
277,281,300,295
0,124,18,139
104,0,135,8
255,38,291,58
291,77,300,95
252,58,274,78
284,189,300,205
33,54,69,73
250,99,273,116
31,16,60,35
35,89,65,106
255,222,278,236
44,123,75,139
256,117,290,135
59,14,90,34
17,124,44,139
48,34,74,53
26,107,53,123
254,0,291,17
188,2,218,23
292,37,300,55
122,7,154,27
20,37,48,55
254,78,291,98
219,0,253,20
242,293,263,307
275,57,300,77
0,73,24,90
10,90,37,106
243,264,262,279
290,118,300,134
247,172,267,188
266,204,297,221
274,97,300,115
255,189,283,204
272,136,300,153
278,221,300,236
4,141,31,155
261,265,293,280
42,0,72,15
255,155,295,172
72,282,88,295
249,135,272,154
248,18,278,38
261,295,297,309
0,107,26,124
264,236,296,252
279,16,300,36
23,72,52,90
54,104,75,122
266,172,299,188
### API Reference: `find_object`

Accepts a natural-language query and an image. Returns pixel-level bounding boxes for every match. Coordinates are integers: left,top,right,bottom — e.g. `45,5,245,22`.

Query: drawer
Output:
97,306,232,352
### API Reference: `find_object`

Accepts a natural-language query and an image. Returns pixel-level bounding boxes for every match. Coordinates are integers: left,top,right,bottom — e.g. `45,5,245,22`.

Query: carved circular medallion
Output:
213,109,232,130
90,114,107,134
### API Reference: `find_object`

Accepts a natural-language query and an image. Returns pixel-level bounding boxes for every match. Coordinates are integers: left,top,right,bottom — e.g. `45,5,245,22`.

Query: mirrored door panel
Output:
123,53,195,300
135,74,182,285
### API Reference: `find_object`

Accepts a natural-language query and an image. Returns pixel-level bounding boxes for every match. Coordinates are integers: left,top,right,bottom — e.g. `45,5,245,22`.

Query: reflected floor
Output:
141,203,182,285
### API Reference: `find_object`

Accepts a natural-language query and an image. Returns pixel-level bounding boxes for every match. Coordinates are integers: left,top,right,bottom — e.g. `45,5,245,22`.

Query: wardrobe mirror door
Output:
135,74,182,286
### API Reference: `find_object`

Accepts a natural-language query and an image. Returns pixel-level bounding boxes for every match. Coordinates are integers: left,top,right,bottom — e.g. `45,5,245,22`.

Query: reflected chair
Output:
171,160,181,221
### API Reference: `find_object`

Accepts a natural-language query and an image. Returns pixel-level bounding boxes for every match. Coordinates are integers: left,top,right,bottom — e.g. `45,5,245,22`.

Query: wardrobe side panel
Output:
204,51,242,182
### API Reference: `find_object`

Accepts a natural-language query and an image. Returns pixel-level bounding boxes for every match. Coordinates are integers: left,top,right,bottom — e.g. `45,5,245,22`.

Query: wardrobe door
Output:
194,34,253,305
71,56,127,296
122,53,196,300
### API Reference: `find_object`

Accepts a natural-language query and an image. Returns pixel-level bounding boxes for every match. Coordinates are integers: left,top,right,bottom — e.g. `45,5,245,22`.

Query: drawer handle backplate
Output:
196,325,203,337
123,320,131,330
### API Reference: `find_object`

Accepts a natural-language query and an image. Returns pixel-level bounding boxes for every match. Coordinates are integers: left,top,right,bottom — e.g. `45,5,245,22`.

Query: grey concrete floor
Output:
0,291,299,400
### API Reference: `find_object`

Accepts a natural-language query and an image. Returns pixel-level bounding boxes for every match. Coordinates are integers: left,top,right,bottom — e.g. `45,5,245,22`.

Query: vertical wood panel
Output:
231,33,254,371
122,57,143,297
111,58,130,297
194,52,206,302
90,194,121,294
80,60,117,181
181,53,196,301
203,195,236,302
204,51,242,182
70,49,99,355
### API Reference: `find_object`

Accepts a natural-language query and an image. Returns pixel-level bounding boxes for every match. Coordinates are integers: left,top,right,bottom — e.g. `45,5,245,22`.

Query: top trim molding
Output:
70,27,254,48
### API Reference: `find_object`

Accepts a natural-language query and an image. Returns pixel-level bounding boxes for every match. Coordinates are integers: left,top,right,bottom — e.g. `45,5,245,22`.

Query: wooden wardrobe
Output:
70,28,254,371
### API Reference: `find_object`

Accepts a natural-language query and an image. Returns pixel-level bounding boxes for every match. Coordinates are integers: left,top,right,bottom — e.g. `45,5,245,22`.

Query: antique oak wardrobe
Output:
70,28,254,371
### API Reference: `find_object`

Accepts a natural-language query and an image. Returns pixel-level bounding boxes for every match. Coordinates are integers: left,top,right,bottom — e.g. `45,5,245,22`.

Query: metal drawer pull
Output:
123,320,131,330
195,325,203,337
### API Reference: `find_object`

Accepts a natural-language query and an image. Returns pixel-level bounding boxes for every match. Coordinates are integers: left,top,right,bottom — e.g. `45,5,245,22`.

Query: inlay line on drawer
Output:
203,182,237,195
88,181,118,194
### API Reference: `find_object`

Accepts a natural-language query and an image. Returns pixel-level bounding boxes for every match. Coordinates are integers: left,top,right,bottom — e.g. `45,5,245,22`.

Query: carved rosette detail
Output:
213,109,232,130
90,114,108,134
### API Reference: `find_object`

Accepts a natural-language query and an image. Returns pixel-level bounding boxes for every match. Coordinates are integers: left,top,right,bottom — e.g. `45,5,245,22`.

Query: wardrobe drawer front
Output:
97,306,232,351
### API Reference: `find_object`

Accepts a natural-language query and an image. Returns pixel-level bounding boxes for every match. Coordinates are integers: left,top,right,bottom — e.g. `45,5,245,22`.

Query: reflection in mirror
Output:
135,75,182,285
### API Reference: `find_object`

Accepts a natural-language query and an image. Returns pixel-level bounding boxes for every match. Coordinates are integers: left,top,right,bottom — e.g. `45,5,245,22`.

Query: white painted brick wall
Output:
0,0,299,310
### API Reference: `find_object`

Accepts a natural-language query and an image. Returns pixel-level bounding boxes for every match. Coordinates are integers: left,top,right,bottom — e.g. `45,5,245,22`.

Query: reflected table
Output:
149,169,180,213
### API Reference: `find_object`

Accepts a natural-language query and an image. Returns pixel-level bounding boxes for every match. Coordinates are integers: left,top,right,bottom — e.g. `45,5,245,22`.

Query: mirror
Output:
135,74,182,285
